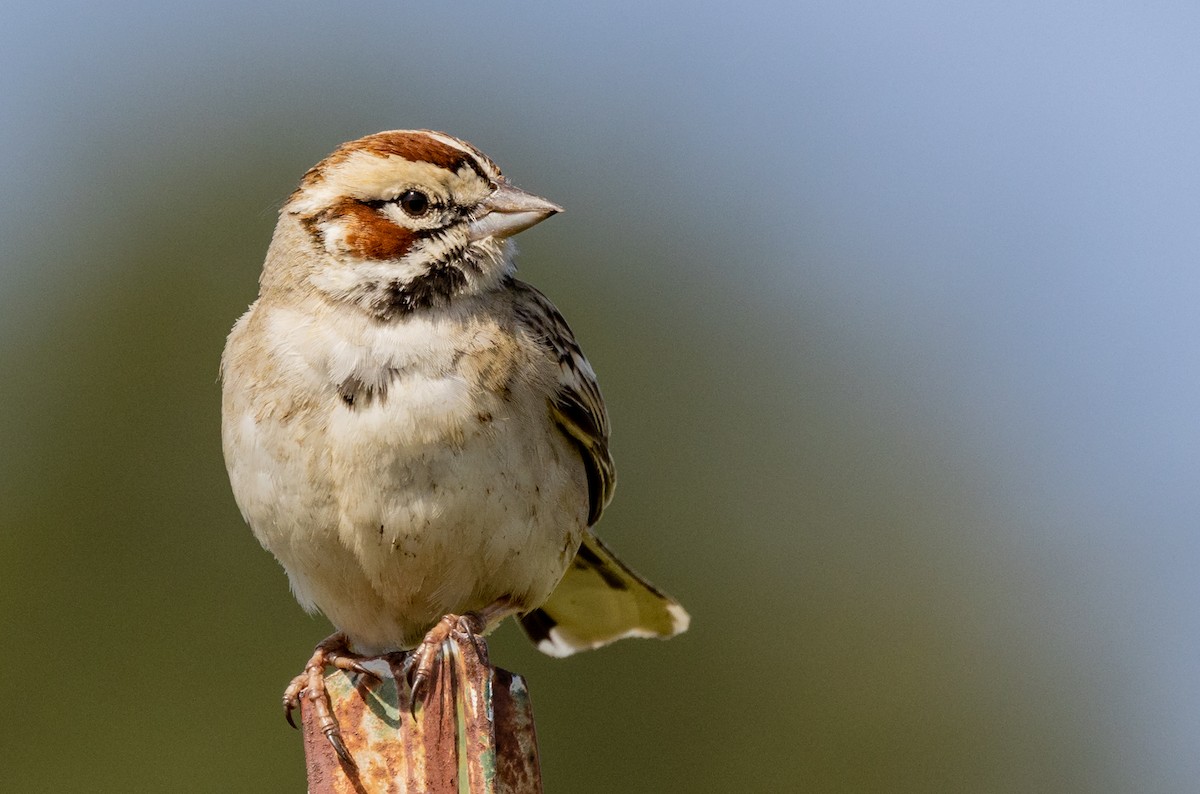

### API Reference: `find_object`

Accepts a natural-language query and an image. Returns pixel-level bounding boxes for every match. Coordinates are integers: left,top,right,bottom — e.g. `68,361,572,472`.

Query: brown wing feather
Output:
510,279,615,525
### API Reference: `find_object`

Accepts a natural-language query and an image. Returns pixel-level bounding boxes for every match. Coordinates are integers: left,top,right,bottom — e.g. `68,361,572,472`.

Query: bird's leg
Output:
406,596,520,710
282,632,375,766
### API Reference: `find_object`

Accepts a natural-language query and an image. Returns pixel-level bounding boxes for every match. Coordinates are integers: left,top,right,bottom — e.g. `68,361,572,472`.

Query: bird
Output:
220,129,689,760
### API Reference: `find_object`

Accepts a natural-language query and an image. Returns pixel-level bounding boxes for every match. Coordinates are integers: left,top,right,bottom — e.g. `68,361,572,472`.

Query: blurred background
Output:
3,1,1198,791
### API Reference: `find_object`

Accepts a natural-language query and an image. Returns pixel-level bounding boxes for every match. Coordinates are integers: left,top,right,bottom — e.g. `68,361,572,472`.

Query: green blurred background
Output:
4,2,1199,791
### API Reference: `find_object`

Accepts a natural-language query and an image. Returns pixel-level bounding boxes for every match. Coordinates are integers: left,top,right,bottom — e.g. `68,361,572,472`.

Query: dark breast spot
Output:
337,373,395,409
368,264,467,321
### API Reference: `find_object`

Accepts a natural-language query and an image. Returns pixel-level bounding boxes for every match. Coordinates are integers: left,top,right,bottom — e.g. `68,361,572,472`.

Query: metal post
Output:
300,633,542,793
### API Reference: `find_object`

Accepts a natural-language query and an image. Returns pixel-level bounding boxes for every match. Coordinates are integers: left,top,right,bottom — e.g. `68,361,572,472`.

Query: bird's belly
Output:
236,371,587,653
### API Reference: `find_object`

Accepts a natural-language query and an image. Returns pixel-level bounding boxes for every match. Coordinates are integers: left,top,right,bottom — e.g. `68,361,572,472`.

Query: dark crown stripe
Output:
303,131,496,189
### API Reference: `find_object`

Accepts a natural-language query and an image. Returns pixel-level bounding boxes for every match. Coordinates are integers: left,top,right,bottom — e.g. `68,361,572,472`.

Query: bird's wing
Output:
510,279,615,526
509,279,688,655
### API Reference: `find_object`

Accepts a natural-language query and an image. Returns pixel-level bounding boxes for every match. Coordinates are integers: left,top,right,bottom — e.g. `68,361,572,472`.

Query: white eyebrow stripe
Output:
421,130,501,181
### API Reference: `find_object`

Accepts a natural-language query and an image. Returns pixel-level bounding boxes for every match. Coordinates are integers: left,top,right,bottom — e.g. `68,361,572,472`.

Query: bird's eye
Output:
397,190,430,218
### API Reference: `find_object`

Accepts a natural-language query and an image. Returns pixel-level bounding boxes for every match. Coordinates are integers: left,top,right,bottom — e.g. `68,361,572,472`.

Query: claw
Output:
326,728,354,766
279,632,374,765
404,611,493,716
409,671,427,717
347,660,374,677
406,620,451,709
283,672,308,730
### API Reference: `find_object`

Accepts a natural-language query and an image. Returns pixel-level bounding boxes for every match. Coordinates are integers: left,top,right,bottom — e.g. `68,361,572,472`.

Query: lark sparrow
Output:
220,130,688,759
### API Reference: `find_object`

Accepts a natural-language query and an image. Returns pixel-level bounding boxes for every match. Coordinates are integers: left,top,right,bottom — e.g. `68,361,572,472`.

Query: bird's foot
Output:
405,612,487,712
282,632,375,766
404,596,522,712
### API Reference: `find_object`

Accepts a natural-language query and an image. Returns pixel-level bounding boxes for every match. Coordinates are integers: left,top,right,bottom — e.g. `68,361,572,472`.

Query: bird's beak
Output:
467,183,563,242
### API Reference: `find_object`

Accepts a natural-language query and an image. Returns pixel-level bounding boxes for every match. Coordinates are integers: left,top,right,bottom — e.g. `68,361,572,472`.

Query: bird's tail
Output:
519,530,689,657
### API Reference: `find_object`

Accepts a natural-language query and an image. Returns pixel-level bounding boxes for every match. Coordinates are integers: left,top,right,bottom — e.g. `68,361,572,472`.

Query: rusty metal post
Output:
300,633,542,793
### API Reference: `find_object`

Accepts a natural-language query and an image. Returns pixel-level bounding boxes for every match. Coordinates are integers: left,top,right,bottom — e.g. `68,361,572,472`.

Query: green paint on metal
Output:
301,638,542,792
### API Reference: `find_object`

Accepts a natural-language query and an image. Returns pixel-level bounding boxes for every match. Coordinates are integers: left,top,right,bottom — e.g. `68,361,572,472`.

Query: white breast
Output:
223,299,587,653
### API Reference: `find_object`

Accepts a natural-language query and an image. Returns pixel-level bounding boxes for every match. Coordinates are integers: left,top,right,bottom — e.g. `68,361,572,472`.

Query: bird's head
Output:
279,130,561,320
